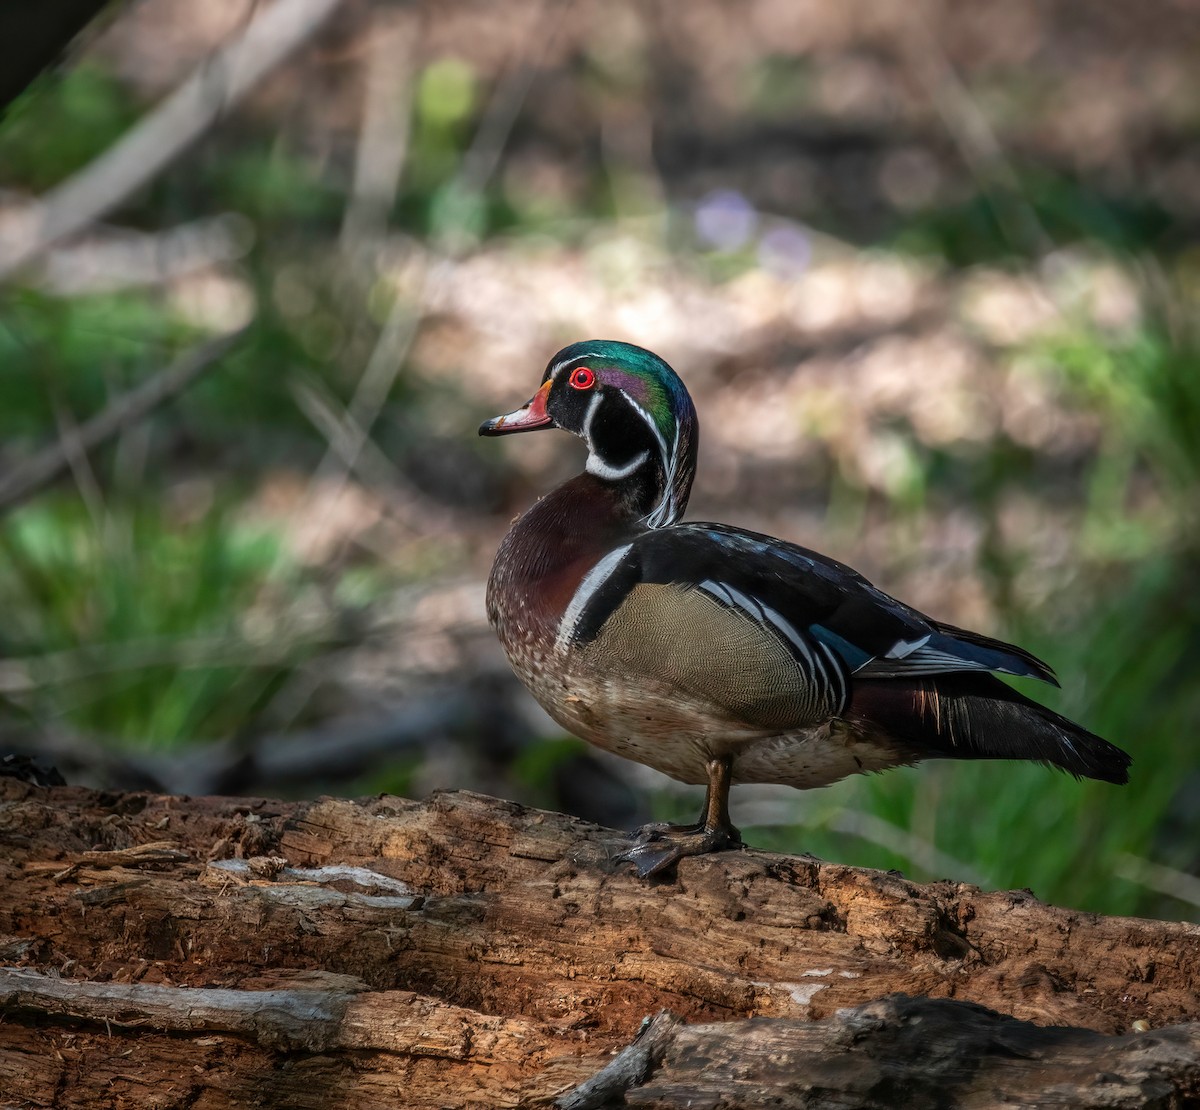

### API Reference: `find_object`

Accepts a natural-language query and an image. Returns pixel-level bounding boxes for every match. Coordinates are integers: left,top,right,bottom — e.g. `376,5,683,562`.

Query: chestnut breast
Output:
486,474,639,666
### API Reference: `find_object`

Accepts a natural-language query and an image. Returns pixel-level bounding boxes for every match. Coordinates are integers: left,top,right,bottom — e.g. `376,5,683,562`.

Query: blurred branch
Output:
450,2,559,206
298,0,564,560
291,377,415,496
0,324,249,514
1115,853,1200,911
0,623,320,697
828,809,987,886
3,692,487,795
52,395,108,530
902,3,1051,260
0,0,347,282
340,8,418,254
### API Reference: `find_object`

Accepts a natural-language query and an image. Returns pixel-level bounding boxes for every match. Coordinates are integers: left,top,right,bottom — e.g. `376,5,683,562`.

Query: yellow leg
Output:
618,756,743,878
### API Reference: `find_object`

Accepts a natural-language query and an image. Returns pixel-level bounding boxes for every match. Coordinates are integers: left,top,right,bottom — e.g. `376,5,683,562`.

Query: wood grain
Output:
1,780,1197,1107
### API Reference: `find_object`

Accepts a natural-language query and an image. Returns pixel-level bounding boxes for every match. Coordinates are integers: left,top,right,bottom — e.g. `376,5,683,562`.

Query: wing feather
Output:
563,522,1058,688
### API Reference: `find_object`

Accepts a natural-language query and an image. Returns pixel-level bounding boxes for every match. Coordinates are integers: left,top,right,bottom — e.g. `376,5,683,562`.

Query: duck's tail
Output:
846,672,1131,784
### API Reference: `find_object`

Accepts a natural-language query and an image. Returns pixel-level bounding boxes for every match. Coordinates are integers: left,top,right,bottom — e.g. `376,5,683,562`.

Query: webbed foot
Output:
616,820,743,878
615,756,742,878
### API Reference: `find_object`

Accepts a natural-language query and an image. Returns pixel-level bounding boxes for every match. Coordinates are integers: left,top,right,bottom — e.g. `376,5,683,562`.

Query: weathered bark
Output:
1,779,1198,1108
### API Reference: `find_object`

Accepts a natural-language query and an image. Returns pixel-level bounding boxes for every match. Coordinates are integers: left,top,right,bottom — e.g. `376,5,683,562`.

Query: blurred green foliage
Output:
0,286,348,459
0,496,319,747
894,173,1175,265
0,65,139,189
0,289,188,439
211,148,342,226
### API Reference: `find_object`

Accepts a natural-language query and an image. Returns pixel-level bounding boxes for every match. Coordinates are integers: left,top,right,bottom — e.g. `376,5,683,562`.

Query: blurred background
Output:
1,0,1198,919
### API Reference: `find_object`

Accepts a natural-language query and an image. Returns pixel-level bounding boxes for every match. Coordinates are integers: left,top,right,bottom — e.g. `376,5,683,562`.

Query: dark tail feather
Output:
930,619,1060,687
846,674,1131,784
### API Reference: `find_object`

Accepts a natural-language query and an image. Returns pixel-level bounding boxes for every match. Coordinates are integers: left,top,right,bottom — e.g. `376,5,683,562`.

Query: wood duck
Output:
480,341,1131,877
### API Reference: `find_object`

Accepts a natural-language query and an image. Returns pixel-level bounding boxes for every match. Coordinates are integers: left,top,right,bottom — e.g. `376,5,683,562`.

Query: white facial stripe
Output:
564,367,683,529
588,450,650,480
583,391,649,478
582,390,603,442
549,350,603,382
583,390,676,509
556,543,634,650
621,396,679,529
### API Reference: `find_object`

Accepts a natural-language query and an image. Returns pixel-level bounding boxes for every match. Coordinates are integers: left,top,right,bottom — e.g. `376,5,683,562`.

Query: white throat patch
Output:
582,390,680,528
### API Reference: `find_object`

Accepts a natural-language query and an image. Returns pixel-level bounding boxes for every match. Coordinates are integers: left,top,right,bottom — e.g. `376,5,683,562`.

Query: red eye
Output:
569,367,596,390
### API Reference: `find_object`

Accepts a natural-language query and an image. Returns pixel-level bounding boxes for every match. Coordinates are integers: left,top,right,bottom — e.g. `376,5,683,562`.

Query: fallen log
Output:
1,779,1198,1107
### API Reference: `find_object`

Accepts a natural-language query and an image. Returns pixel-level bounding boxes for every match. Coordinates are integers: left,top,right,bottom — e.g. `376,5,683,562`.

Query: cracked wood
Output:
1,780,1198,1107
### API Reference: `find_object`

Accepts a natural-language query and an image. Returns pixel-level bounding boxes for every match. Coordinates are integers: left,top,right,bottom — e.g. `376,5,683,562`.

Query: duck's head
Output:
479,340,698,527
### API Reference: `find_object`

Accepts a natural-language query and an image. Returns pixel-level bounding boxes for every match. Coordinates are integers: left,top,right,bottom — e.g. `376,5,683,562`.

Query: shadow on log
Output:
1,780,1198,1107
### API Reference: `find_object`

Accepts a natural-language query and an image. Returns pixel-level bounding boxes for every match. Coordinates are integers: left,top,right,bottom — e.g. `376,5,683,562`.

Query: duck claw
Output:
615,822,743,878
